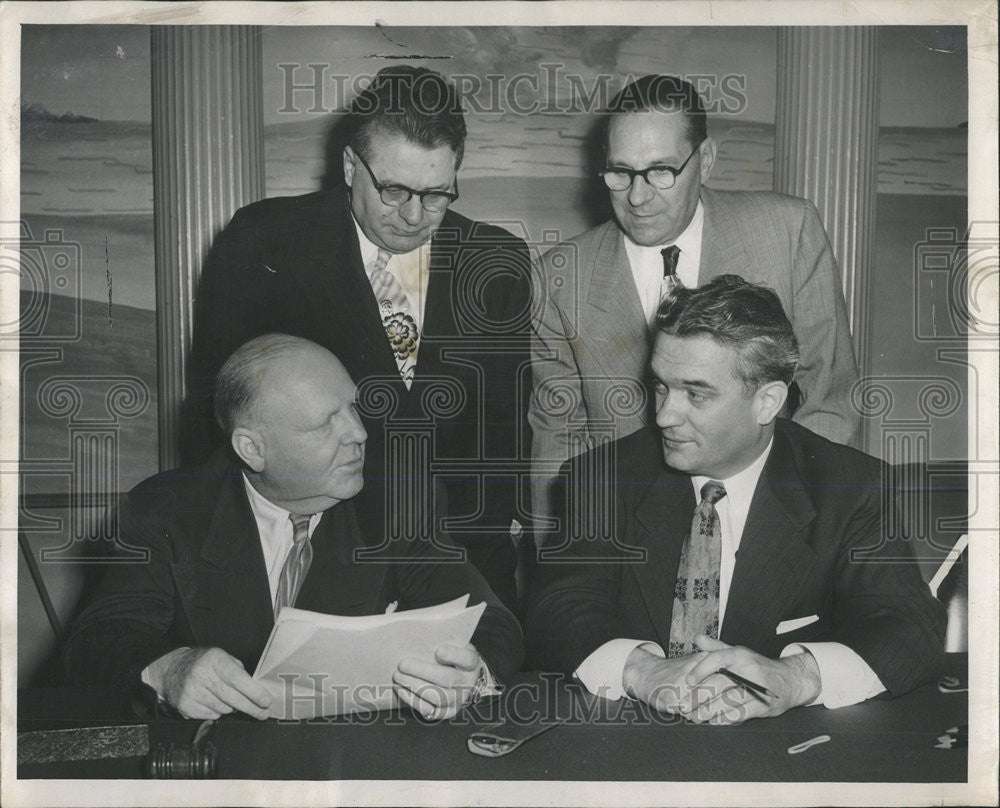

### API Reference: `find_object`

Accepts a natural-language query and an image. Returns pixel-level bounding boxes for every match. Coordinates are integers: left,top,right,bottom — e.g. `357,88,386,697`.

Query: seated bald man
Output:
64,334,523,721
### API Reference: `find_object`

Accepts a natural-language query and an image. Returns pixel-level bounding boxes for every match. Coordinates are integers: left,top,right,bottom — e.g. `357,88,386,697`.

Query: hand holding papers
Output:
253,595,485,719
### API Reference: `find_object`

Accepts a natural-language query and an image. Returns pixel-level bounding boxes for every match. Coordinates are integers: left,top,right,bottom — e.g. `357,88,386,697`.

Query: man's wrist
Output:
782,650,822,707
142,647,192,701
622,646,659,701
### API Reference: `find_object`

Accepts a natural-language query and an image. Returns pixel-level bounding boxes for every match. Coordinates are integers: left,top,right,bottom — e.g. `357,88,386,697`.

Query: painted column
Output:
774,27,880,378
150,25,264,469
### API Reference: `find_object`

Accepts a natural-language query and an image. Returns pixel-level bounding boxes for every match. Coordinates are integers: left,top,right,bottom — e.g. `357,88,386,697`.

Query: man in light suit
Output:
65,335,523,721
530,74,859,525
526,277,944,724
188,66,531,612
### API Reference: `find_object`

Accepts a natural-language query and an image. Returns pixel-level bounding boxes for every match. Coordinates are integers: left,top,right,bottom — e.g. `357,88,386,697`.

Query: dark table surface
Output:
17,655,968,782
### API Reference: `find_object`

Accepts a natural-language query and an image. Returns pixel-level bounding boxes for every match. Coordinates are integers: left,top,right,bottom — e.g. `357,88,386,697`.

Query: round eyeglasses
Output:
354,151,459,213
600,139,705,192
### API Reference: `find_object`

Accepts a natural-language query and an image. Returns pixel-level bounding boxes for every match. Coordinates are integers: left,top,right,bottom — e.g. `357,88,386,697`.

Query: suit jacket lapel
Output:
295,493,389,615
418,213,464,381
304,189,398,375
720,426,819,648
585,223,649,376
698,187,751,285
172,468,275,661
587,222,645,326
630,466,697,649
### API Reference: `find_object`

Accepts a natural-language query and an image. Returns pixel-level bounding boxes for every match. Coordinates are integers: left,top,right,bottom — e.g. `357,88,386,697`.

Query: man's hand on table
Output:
677,635,821,724
621,635,821,725
147,647,272,720
621,645,710,712
394,642,485,721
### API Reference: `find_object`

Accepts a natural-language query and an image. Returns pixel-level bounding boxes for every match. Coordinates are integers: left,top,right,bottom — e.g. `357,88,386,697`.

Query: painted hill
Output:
19,291,160,493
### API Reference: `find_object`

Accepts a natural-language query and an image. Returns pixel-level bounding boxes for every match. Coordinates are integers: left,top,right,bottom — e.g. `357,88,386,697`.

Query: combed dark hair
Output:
214,334,315,434
603,74,708,150
349,66,467,168
654,275,800,393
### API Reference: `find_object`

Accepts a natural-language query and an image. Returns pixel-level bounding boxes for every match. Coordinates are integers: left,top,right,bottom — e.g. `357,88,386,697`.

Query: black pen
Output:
717,667,776,699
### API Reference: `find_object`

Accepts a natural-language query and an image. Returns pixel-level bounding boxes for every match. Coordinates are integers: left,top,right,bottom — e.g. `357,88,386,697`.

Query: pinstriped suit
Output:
525,419,946,698
529,188,860,521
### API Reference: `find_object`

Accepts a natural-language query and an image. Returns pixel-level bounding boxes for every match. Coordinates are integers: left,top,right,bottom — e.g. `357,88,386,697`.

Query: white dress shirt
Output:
574,439,886,709
241,474,323,605
623,200,704,324
353,218,431,332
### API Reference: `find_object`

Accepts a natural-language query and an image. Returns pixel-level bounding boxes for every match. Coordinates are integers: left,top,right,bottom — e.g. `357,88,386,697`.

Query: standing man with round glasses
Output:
189,66,532,611
530,74,860,529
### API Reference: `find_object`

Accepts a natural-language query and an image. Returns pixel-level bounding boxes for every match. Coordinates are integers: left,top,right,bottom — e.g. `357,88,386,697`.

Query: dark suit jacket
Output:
186,187,533,610
525,420,945,698
63,451,524,701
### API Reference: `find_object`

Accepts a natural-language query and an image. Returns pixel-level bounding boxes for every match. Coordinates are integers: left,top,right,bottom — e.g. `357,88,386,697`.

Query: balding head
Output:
216,335,368,512
215,334,316,435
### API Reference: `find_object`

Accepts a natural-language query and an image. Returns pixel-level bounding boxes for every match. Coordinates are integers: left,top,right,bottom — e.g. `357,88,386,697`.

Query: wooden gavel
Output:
147,719,218,778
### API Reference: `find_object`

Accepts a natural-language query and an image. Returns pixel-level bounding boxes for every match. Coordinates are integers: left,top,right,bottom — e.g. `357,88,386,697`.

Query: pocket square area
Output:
776,615,819,635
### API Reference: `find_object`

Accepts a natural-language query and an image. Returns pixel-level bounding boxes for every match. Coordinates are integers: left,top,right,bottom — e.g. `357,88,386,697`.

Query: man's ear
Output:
231,427,266,472
342,146,356,188
753,380,788,426
698,137,717,185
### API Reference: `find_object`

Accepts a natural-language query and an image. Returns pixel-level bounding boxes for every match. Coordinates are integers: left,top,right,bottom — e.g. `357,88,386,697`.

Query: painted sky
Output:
21,25,968,127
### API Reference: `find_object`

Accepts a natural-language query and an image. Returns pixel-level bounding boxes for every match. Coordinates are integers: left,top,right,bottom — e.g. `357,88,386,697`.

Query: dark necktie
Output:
668,480,726,658
368,248,419,388
659,245,682,303
660,245,681,279
273,513,314,618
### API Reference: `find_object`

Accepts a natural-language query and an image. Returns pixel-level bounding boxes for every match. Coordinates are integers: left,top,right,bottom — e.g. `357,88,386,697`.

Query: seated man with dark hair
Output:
526,275,945,724
65,334,523,721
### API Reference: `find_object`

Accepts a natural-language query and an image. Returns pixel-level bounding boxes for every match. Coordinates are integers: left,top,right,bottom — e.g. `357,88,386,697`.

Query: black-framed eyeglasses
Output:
354,151,459,213
600,139,705,192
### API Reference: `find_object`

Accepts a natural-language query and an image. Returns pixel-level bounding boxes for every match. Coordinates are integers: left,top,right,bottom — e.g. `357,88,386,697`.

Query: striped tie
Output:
368,248,419,388
273,513,314,619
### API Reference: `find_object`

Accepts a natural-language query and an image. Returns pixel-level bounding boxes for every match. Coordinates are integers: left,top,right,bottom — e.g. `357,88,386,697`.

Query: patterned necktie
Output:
273,513,314,619
368,248,419,388
668,480,726,658
660,245,682,299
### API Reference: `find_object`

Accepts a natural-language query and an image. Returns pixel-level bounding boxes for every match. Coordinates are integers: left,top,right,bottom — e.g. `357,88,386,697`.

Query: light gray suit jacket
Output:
529,187,860,520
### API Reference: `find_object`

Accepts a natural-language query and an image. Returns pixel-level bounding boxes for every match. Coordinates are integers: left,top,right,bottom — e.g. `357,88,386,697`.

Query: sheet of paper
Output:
253,596,485,719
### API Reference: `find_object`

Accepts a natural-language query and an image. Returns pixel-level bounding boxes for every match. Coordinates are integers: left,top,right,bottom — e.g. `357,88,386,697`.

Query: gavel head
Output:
147,740,218,779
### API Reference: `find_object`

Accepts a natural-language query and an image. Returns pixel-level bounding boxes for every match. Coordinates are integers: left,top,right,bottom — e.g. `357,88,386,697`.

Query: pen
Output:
717,667,775,699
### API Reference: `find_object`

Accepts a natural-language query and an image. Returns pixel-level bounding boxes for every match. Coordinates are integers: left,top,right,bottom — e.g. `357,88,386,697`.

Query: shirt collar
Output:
242,472,294,529
623,198,704,254
352,214,429,271
692,434,773,508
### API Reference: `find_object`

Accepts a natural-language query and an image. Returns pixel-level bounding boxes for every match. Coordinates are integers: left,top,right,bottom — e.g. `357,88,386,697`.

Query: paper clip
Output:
787,734,831,755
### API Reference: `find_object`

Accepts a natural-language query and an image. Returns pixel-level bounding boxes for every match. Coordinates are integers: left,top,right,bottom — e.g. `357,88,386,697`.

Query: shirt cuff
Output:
781,642,886,709
574,639,664,701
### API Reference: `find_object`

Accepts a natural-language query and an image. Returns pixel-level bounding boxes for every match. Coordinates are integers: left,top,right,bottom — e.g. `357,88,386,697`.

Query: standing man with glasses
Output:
189,66,532,612
529,74,859,529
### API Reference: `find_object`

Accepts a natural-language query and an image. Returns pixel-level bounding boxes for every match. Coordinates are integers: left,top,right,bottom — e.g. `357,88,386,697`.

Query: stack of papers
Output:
253,595,485,719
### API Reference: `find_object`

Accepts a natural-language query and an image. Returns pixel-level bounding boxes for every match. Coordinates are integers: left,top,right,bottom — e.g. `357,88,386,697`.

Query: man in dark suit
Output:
187,66,531,612
65,335,523,721
530,75,859,524
526,276,944,724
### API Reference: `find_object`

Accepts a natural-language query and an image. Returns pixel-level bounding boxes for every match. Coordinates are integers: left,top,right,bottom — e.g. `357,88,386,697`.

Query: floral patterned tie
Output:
667,480,726,658
369,249,419,389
